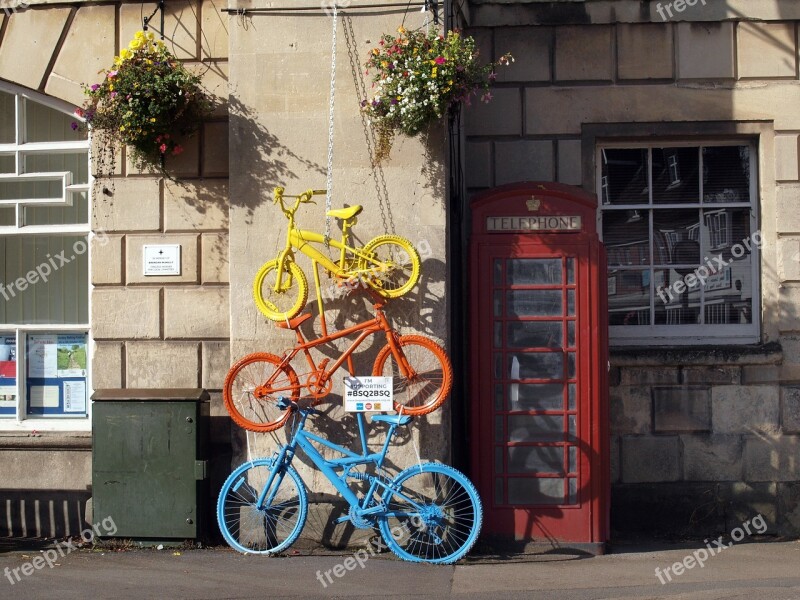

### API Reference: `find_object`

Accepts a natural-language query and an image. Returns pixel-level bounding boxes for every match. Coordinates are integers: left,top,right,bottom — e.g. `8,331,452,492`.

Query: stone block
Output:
777,482,800,536
721,482,778,535
494,140,554,185
681,367,740,384
120,1,199,60
0,8,72,91
782,387,800,433
208,390,231,445
92,288,160,339
774,135,800,181
653,386,711,432
463,88,521,136
775,184,800,233
557,140,582,186
777,238,800,281
92,178,161,232
711,385,780,434
92,342,123,389
494,27,551,82
164,287,229,338
91,234,123,285
743,435,800,482
465,141,492,189
126,341,200,388
621,436,681,483
555,25,612,81
681,434,743,481
164,179,228,231
0,449,90,491
202,121,229,176
201,0,229,60
617,23,674,80
189,61,228,116
126,234,199,284
46,5,116,106
742,365,780,384
619,367,679,386
201,232,229,283
738,22,796,79
677,22,735,79
610,385,651,435
202,341,230,390
164,134,201,178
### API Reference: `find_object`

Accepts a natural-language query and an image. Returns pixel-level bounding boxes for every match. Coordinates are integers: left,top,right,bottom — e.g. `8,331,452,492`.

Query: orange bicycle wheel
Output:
372,335,453,416
223,352,300,432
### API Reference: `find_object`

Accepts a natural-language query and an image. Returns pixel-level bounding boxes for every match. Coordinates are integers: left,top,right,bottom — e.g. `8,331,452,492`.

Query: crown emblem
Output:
526,197,541,212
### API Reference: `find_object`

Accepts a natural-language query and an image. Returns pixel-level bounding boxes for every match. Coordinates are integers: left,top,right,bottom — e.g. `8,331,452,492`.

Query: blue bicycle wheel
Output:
378,463,482,564
217,458,307,555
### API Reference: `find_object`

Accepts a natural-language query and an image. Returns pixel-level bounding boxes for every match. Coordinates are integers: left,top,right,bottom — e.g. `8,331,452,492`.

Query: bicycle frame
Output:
257,408,423,521
259,302,413,398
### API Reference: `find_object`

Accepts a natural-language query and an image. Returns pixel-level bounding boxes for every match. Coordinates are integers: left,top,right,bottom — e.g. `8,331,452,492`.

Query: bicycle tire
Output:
358,235,421,299
377,462,482,564
217,458,308,555
372,335,453,416
253,259,309,321
223,352,300,432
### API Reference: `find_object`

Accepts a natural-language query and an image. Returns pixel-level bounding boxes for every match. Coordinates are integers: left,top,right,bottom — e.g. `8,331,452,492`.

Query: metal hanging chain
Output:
323,2,338,248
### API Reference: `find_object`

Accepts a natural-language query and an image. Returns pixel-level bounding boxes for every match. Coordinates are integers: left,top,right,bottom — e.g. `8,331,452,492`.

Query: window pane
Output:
507,290,562,316
0,154,15,173
603,210,650,266
508,352,563,380
703,146,750,203
508,415,564,442
508,477,565,505
654,209,701,265
607,268,651,326
600,148,648,205
508,446,564,474
652,147,700,203
507,259,562,285
24,99,86,142
0,207,14,226
508,383,564,411
507,321,562,349
0,91,14,143
0,235,89,324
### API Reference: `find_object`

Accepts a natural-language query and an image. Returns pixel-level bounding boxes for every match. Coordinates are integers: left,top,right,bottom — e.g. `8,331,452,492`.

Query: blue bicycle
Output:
216,398,482,564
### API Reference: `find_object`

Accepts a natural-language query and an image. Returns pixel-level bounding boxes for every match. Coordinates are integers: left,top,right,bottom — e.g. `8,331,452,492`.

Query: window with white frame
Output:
0,84,90,428
598,142,759,345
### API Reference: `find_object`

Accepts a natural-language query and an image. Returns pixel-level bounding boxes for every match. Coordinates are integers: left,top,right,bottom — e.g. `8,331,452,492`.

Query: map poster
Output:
56,335,87,378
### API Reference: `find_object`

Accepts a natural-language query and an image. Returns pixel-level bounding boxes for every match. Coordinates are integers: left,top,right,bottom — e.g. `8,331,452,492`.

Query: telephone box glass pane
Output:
507,259,562,285
507,321,562,349
566,258,575,284
507,290,562,316
508,415,564,442
508,383,563,411
508,477,565,505
508,446,564,474
508,352,563,380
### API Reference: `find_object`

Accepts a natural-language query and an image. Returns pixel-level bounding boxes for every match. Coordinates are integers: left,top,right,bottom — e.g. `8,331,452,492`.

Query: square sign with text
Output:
343,376,393,412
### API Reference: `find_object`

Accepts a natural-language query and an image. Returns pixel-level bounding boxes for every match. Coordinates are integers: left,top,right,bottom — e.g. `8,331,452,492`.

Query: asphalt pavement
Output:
1,538,800,599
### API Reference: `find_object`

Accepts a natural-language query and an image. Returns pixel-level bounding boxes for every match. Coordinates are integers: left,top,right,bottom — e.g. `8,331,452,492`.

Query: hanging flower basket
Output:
363,27,512,162
75,31,212,176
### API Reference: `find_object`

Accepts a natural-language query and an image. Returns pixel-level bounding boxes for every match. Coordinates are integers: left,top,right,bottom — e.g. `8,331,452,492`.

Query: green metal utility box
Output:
92,389,210,540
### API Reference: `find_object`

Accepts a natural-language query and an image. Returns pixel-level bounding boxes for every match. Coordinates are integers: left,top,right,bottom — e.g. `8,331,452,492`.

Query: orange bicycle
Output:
223,297,452,432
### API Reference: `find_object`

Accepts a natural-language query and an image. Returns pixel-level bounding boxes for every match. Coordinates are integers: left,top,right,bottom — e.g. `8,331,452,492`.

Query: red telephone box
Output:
469,182,609,552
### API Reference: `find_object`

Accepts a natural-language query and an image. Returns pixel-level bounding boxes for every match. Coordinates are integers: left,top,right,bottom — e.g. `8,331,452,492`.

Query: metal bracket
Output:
143,0,165,40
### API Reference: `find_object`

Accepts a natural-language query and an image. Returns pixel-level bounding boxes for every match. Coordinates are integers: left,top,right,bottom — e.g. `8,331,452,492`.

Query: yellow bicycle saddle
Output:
326,205,363,220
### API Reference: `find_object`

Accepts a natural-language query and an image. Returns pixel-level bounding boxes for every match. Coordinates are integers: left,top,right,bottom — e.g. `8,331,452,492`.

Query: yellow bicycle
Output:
253,187,421,321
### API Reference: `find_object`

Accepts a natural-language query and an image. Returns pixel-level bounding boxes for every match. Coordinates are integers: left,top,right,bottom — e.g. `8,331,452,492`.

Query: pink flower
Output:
434,56,446,65
107,70,118,78
172,145,184,156
74,108,84,117
110,91,117,98
90,84,100,91
159,143,167,153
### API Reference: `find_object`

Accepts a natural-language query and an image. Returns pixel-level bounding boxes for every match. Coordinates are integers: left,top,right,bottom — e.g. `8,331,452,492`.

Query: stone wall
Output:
465,1,800,537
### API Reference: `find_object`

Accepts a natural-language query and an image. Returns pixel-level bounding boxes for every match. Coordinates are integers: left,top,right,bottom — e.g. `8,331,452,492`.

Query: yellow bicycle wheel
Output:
252,259,308,321
358,235,421,299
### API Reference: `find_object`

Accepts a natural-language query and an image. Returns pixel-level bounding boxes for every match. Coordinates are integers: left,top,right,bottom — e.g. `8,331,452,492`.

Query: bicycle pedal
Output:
333,515,350,525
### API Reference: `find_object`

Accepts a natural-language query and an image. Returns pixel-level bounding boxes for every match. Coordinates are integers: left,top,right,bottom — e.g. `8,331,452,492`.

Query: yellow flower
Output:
146,32,155,41
119,48,132,61
109,84,114,91
432,67,438,77
150,118,156,122
129,37,143,50
397,26,406,34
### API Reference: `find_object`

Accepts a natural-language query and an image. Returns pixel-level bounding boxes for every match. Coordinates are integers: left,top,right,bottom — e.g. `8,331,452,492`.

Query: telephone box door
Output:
469,183,608,548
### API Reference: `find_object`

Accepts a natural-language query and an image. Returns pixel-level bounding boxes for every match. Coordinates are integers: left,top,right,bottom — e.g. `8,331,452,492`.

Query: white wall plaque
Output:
143,245,181,276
